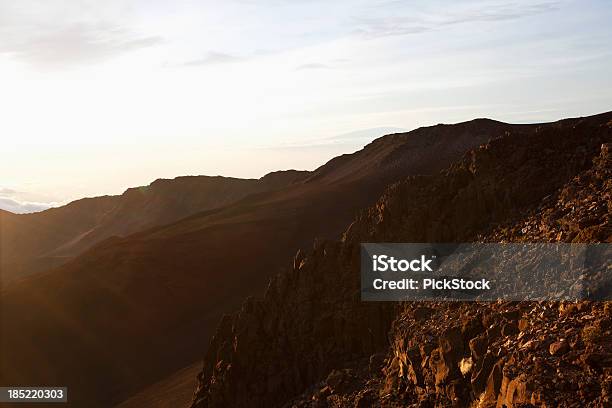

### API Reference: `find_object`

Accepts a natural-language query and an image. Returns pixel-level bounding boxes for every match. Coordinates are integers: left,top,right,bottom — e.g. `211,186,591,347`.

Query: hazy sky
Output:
1,0,611,212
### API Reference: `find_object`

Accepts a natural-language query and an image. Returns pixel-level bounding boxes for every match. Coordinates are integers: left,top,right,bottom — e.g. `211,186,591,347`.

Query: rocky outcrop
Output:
190,239,394,408
488,141,611,243
190,114,611,407
381,300,610,407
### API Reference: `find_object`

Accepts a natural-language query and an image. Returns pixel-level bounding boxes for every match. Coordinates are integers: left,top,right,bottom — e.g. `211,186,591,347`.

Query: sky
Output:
1,0,611,213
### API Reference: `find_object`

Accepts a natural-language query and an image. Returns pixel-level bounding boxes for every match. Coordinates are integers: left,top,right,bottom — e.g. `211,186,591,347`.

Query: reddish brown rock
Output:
549,340,570,356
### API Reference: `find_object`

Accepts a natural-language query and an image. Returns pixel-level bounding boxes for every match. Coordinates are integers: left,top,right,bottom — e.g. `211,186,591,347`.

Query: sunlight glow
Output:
1,0,611,211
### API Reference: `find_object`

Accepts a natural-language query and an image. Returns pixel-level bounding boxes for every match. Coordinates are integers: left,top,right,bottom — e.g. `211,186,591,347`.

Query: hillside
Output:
116,362,202,408
0,171,308,282
189,112,611,407
0,119,509,407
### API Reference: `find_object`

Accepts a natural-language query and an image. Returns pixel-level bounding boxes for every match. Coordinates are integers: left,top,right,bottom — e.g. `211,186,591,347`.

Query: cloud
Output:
2,23,162,68
0,188,59,214
0,1,163,69
295,63,332,71
258,127,407,150
355,1,560,38
354,22,428,38
0,197,54,214
181,51,245,67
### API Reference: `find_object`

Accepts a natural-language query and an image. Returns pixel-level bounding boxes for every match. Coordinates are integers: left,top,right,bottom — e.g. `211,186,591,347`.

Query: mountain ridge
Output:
0,116,516,407
3,113,609,407
1,170,309,282
188,112,612,408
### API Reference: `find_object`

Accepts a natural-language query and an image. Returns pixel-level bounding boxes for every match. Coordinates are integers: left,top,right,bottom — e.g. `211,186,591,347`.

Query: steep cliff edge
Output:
190,113,611,408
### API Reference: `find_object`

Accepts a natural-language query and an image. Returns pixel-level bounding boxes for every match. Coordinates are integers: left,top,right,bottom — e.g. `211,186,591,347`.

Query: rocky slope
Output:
190,113,611,408
1,171,308,282
2,119,505,407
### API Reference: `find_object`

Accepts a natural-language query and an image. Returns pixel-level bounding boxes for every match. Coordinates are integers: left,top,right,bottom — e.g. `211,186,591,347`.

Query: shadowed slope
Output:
1,118,521,407
1,171,308,282
115,362,202,408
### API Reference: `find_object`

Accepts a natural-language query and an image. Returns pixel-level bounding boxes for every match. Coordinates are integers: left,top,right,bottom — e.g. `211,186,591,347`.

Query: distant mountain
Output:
1,170,308,282
0,118,521,407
